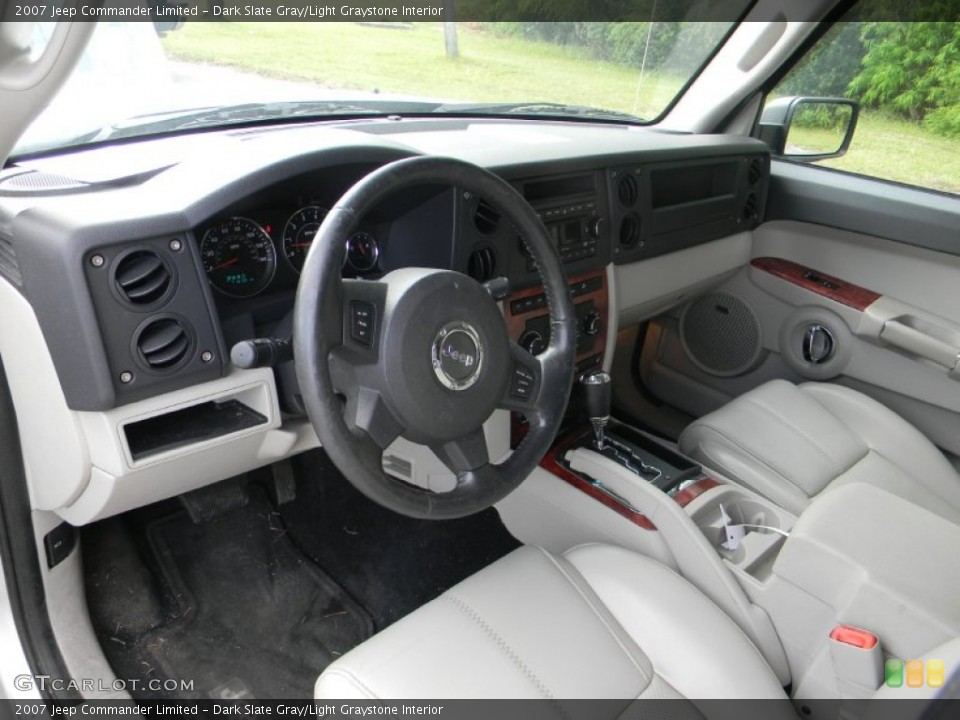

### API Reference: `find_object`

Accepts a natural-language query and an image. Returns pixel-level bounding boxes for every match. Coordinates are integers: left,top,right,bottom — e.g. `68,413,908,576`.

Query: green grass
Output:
163,22,960,195
161,22,682,120
811,114,960,195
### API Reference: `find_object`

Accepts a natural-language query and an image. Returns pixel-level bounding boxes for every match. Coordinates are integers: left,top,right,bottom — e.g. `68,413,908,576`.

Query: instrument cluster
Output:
198,203,382,299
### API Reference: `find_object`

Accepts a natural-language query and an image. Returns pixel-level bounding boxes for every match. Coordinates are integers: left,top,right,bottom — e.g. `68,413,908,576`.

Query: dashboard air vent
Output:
136,318,192,370
748,157,765,186
114,251,172,305
742,193,759,223
619,214,641,249
474,200,501,234
467,246,498,283
617,173,639,208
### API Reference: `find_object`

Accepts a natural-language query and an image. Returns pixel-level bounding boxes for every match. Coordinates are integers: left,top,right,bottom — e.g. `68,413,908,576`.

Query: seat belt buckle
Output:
828,624,883,698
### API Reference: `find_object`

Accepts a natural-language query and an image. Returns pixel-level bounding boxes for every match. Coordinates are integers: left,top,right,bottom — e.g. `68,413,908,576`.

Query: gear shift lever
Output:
580,371,612,450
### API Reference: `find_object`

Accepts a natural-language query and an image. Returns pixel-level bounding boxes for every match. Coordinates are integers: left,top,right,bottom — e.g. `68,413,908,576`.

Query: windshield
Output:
14,15,745,157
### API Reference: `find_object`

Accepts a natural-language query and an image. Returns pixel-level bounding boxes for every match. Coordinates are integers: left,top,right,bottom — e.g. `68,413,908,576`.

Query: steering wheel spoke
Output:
498,341,545,414
432,427,490,475
329,347,405,450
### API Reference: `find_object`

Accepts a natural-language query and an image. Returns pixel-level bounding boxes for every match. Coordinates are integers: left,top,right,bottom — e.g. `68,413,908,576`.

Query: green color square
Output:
885,659,904,687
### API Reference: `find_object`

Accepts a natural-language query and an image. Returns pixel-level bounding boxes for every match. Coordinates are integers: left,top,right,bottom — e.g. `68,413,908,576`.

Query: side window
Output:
763,5,959,196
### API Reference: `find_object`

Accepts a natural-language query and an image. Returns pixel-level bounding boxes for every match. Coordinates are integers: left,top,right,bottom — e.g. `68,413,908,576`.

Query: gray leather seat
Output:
315,544,792,704
679,380,960,523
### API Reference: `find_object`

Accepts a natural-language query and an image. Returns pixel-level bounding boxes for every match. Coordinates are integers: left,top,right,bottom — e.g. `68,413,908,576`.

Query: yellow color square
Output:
927,660,944,688
906,659,924,688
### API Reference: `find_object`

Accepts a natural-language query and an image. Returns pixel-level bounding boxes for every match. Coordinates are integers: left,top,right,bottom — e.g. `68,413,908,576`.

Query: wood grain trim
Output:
539,429,720,531
751,257,881,312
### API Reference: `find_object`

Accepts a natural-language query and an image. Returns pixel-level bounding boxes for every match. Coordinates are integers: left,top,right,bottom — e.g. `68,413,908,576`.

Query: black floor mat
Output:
84,450,519,699
85,491,372,700
281,450,521,629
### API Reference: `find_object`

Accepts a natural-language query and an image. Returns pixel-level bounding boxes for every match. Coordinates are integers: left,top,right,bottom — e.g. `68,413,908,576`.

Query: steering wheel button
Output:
510,364,536,400
350,301,375,345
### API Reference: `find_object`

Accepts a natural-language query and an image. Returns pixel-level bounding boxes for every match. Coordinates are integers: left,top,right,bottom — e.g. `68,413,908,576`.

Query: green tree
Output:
849,22,960,122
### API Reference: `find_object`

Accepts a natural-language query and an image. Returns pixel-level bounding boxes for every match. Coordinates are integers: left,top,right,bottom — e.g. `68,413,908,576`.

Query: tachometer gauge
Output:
282,205,327,273
345,231,380,272
200,217,277,298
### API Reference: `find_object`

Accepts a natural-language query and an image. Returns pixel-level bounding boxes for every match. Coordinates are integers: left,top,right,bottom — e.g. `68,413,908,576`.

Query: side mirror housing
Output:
758,97,859,161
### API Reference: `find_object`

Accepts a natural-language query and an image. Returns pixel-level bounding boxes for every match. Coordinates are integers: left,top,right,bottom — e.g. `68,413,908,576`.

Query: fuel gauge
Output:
345,231,380,272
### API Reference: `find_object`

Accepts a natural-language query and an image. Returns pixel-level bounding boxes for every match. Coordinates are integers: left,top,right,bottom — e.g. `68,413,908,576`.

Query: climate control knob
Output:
519,329,546,356
583,311,602,336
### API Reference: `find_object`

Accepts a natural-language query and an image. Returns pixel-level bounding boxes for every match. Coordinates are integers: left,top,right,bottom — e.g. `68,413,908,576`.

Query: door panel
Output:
634,161,960,456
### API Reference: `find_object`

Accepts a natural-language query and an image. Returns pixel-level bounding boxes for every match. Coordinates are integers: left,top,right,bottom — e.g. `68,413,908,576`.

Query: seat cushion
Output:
315,544,790,703
679,380,960,523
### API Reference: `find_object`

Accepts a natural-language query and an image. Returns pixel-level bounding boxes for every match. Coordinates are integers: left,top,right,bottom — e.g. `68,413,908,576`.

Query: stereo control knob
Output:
588,216,607,239
583,311,602,336
519,329,546,356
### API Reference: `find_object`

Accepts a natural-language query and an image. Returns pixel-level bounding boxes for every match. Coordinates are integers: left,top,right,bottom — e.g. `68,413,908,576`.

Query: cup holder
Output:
691,488,792,579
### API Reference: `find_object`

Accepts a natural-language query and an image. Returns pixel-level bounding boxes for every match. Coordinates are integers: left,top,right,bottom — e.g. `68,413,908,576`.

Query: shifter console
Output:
568,372,703,494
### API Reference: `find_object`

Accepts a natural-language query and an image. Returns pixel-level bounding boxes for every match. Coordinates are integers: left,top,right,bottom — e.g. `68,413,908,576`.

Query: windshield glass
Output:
15,15,745,157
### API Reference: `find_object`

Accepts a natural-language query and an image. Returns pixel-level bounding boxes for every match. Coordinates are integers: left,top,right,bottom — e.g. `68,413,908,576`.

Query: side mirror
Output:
758,97,859,161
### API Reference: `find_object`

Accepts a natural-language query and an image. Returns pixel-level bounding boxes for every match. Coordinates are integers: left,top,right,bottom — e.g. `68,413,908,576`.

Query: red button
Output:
830,625,878,649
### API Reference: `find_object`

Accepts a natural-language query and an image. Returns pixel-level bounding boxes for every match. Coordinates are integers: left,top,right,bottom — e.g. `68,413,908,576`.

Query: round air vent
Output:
473,200,501,235
114,250,173,306
617,173,639,208
619,213,641,248
467,246,498,283
135,317,193,371
680,292,763,377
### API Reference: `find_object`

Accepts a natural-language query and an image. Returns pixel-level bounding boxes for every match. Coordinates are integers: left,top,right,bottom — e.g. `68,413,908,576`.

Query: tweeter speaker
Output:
680,292,763,377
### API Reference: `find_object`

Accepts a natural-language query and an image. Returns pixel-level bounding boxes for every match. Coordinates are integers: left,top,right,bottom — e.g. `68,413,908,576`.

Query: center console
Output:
538,375,960,707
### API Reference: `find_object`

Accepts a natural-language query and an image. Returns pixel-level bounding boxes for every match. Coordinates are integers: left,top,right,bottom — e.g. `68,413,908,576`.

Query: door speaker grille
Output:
680,292,762,376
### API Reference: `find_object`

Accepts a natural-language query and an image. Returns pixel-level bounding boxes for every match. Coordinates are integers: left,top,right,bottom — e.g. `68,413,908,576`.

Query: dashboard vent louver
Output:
742,193,759,223
136,318,192,370
467,246,498,283
114,251,172,305
619,214,641,248
0,234,21,286
748,157,765,186
474,200,501,234
617,173,639,208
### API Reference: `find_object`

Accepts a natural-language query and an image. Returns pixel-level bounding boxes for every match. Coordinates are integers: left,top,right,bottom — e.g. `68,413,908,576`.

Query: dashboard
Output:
0,119,769,415
0,117,769,522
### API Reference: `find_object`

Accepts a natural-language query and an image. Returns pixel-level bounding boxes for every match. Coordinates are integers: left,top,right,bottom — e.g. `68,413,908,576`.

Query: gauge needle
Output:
211,258,239,271
290,243,313,249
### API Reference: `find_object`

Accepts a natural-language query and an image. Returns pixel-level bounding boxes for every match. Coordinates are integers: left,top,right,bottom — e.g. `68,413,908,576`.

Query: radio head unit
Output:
522,172,608,267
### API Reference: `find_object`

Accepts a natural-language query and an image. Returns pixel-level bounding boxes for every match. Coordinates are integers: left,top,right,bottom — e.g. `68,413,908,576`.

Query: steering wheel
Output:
293,156,576,519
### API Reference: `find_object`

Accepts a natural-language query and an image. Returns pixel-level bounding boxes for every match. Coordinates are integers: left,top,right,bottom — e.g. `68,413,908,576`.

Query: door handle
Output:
802,324,835,365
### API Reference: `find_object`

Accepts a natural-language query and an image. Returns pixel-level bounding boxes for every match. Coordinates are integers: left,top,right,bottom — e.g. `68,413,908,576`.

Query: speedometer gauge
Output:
200,217,277,298
283,205,327,273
